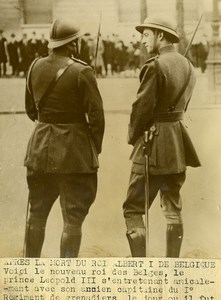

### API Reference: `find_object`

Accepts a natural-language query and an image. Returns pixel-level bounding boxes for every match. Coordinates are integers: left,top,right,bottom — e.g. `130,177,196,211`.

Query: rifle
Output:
142,14,204,257
184,13,204,57
94,12,102,75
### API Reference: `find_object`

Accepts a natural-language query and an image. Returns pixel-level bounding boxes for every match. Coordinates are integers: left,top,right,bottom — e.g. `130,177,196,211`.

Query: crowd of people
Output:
80,33,143,77
0,30,49,77
0,29,144,78
0,28,210,79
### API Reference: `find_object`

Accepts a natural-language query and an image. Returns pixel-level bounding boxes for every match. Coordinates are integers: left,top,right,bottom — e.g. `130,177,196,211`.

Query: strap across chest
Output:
154,58,192,112
27,58,74,112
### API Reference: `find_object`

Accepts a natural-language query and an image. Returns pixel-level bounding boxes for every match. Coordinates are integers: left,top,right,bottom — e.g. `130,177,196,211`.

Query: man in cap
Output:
24,19,105,257
123,14,201,257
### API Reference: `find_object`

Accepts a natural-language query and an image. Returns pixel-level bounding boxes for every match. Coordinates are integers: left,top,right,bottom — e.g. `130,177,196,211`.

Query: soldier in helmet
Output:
123,15,201,257
24,19,105,257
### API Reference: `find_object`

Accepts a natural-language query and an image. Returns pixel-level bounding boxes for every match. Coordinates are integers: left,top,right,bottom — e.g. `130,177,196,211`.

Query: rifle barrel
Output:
184,13,204,57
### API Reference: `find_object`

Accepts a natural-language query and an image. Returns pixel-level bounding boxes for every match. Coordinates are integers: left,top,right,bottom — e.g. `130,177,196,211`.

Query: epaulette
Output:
71,57,88,66
144,55,158,64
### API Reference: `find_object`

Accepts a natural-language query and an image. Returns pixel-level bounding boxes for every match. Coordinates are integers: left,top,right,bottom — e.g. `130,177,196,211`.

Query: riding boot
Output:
60,224,82,258
125,216,146,257
166,224,183,258
25,219,46,258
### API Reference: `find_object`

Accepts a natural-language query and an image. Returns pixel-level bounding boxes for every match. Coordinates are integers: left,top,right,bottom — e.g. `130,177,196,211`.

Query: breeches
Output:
26,170,97,228
123,171,186,224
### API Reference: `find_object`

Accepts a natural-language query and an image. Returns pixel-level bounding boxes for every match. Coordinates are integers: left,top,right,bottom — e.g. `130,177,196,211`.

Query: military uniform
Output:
127,45,200,174
24,19,105,258
25,55,104,173
123,44,200,257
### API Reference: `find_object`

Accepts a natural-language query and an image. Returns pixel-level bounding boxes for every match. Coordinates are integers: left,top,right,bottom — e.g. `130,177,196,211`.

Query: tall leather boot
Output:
60,225,82,258
126,229,146,257
25,219,46,258
125,216,146,257
166,224,183,258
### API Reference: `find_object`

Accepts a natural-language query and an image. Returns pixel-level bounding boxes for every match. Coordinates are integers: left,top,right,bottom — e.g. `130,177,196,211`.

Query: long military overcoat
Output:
24,53,105,173
128,45,201,175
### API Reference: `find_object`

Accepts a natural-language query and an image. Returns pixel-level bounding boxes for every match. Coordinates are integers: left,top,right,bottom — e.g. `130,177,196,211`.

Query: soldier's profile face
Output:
142,28,155,54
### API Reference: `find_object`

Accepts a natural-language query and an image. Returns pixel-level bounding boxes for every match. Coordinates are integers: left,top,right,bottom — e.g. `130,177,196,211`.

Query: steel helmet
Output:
48,19,83,49
135,14,179,43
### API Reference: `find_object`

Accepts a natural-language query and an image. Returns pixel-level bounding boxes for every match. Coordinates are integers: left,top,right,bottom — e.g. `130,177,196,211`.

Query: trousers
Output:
123,171,186,225
26,169,97,227
25,169,97,257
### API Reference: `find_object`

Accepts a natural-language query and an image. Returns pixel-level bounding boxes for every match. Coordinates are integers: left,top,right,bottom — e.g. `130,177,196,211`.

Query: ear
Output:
66,40,77,49
158,31,164,41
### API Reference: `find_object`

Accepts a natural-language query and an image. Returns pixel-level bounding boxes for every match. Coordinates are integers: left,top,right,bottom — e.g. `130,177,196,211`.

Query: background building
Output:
0,0,214,42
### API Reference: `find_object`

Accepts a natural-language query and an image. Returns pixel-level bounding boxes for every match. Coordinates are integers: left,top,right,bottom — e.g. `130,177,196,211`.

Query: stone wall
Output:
0,0,21,34
0,0,208,41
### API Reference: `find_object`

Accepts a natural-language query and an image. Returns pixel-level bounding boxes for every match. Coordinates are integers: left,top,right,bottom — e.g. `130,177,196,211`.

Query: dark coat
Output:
18,39,29,73
38,39,49,57
24,53,105,174
7,41,19,66
27,39,40,63
128,45,201,175
0,37,7,63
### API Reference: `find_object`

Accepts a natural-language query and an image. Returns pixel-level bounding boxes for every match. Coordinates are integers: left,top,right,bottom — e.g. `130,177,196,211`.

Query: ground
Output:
0,72,221,258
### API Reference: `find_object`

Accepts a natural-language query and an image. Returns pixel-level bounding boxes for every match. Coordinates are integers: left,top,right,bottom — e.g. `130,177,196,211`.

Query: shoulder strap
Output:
72,57,88,65
36,59,74,112
145,55,158,64
167,60,192,112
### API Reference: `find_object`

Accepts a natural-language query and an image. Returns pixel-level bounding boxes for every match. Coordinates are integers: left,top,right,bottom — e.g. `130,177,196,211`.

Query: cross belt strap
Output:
27,58,74,113
167,60,192,112
37,59,74,112
154,59,192,112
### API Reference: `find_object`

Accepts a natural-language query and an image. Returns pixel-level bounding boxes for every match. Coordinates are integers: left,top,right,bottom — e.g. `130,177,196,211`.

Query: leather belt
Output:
38,112,86,124
153,111,184,122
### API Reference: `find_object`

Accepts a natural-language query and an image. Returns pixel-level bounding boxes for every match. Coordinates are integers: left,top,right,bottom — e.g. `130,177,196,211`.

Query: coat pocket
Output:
129,135,157,166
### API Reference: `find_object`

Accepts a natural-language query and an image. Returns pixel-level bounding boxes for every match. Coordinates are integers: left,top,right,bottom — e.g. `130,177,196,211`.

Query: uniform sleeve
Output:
128,61,157,146
25,70,38,121
78,66,105,154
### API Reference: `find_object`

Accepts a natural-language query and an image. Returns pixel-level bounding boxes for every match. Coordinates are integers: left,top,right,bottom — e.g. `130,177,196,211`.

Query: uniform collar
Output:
159,44,176,55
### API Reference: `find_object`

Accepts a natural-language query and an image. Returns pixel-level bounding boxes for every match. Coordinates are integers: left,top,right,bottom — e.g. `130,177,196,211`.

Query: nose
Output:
141,35,147,45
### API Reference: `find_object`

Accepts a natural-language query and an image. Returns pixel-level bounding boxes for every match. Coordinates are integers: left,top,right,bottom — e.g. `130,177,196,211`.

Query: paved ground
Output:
0,72,221,258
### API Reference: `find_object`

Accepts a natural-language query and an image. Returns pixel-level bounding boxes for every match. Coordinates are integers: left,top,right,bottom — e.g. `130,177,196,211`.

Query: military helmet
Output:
48,19,82,49
135,14,179,43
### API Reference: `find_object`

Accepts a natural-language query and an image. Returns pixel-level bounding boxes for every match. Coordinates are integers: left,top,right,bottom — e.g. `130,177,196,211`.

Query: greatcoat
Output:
24,53,105,174
128,45,201,175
